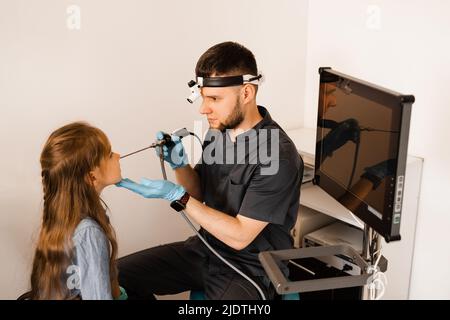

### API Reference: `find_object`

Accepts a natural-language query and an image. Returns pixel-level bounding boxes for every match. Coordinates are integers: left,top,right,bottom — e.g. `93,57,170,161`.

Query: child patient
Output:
30,122,124,299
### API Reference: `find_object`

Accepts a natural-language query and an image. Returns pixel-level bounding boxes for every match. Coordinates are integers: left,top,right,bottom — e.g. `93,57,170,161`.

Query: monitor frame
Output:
314,67,414,242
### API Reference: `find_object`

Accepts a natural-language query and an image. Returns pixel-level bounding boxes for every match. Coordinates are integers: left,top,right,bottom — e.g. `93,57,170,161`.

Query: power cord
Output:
366,233,387,300
366,249,387,300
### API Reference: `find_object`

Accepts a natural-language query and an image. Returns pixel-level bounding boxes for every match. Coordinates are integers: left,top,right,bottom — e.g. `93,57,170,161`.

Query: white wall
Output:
0,0,308,299
303,0,450,299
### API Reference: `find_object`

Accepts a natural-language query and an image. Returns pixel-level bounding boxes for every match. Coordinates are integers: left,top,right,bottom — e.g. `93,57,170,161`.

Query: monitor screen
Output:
314,68,414,242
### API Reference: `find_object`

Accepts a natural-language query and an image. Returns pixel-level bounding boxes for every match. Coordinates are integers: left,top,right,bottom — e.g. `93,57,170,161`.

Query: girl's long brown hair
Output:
30,122,120,299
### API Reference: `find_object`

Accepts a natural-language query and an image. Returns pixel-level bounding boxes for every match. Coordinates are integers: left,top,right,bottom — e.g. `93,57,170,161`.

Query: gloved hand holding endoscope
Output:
320,118,360,158
116,178,185,202
361,159,396,190
155,131,189,169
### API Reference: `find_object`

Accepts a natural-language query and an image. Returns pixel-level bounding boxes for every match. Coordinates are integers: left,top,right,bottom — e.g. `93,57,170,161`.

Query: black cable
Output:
189,132,204,150
369,232,379,265
347,139,360,190
360,127,399,134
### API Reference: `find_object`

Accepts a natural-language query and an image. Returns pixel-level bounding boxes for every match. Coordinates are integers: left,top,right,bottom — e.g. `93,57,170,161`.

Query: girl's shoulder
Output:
73,217,106,245
74,217,102,233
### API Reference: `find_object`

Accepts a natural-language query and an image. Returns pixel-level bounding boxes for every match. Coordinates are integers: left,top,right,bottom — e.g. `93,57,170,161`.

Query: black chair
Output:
17,291,32,300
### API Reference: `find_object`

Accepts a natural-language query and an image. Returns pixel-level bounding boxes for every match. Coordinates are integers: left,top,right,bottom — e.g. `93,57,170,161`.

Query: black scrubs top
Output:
190,106,303,280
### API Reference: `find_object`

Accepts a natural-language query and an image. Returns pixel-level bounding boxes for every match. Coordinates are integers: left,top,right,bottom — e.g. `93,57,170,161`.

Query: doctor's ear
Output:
241,84,256,102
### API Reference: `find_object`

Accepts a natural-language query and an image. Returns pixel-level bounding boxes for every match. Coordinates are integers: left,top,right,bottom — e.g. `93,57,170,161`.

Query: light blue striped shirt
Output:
70,217,113,300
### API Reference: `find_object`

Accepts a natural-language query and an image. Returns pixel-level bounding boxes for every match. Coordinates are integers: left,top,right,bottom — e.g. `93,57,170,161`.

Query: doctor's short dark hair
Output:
195,41,258,78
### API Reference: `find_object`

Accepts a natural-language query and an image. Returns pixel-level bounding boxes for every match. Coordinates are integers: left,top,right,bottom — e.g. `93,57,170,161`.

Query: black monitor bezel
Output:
314,67,414,242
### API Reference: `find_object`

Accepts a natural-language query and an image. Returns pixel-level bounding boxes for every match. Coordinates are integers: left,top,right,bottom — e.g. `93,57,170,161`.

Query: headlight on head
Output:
187,80,201,104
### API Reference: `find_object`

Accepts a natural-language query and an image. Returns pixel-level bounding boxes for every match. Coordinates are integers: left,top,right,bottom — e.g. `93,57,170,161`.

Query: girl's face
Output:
90,151,122,193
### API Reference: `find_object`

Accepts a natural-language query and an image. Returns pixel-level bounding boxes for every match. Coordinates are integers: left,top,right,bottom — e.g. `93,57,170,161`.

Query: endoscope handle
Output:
159,132,175,149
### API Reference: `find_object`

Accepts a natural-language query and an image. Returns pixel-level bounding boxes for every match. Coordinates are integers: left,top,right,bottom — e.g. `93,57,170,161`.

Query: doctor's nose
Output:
199,101,212,115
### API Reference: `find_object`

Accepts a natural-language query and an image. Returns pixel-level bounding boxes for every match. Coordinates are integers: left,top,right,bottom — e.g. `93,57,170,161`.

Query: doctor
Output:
116,41,303,300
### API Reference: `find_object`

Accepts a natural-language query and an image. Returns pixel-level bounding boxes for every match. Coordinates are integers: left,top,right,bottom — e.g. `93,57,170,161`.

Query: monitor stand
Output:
259,225,387,299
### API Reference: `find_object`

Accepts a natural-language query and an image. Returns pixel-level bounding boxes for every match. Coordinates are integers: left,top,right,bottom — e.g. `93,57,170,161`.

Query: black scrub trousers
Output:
118,106,303,300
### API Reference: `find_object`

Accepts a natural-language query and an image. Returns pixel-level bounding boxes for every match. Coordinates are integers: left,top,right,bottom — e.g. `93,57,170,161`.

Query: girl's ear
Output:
86,171,97,186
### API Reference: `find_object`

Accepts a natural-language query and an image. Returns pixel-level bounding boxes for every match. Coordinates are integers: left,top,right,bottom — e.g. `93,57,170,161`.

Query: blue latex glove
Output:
155,131,189,169
361,159,396,189
115,178,185,202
